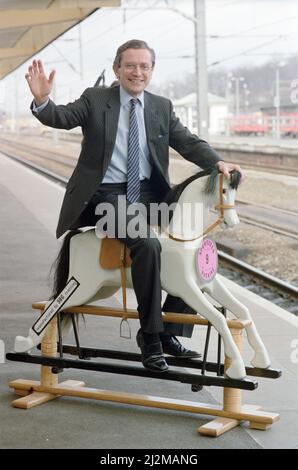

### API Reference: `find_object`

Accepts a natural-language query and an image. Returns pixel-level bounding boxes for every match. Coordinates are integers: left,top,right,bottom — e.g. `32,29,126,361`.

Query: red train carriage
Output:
228,113,269,136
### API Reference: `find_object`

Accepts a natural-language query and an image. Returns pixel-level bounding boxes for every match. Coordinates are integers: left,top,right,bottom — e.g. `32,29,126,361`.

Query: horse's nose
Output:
222,211,239,228
220,220,229,229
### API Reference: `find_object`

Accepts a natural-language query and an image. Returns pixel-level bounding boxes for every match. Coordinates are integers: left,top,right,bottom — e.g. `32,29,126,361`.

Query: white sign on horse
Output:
32,277,80,335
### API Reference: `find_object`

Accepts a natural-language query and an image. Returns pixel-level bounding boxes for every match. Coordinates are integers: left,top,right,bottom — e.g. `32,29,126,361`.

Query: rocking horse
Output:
7,169,281,437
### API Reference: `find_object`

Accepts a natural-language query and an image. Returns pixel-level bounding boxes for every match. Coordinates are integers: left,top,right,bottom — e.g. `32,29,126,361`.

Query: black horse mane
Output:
163,167,242,206
204,168,242,194
163,167,215,206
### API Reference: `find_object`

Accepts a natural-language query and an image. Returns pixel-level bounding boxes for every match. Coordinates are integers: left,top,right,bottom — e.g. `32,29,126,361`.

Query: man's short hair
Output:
114,39,155,67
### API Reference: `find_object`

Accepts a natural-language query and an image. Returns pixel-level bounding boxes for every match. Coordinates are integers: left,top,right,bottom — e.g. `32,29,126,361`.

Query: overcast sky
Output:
2,0,298,113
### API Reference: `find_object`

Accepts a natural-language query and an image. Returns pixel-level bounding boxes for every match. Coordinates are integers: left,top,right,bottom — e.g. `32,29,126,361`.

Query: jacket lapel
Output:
103,87,120,170
144,92,160,145
144,92,166,175
144,92,160,165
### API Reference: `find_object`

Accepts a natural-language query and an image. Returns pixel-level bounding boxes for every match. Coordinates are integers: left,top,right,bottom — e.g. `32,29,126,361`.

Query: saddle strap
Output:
119,244,131,339
120,244,127,317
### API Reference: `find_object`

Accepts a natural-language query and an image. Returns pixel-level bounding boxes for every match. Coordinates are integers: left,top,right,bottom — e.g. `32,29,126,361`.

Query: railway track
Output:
1,143,297,316
1,138,297,236
214,159,298,178
170,146,298,178
0,137,74,179
40,130,298,177
218,252,298,315
233,200,298,240
4,131,298,177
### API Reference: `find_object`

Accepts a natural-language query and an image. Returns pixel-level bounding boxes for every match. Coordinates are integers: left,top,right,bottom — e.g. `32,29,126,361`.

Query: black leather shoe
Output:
136,330,169,373
162,335,201,358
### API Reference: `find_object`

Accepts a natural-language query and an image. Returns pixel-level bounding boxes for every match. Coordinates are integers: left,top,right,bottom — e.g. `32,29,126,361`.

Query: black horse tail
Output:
51,229,82,299
50,229,83,331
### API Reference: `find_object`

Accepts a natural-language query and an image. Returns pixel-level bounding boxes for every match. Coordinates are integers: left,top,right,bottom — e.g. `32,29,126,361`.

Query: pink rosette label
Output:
196,238,218,282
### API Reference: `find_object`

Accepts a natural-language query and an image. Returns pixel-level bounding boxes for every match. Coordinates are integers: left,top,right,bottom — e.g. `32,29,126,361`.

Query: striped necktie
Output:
127,98,140,203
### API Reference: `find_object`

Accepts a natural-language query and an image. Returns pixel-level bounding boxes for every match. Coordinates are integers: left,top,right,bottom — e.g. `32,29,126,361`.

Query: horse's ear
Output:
229,170,241,189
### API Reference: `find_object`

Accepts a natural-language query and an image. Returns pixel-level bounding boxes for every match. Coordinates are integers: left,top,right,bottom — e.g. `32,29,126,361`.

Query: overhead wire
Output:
40,2,298,82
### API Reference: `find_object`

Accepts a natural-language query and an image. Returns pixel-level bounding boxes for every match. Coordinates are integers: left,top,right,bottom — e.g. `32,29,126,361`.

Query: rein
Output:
169,174,235,242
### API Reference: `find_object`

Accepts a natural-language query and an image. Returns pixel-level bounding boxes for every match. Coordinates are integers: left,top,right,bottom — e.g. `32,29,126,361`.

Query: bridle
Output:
169,173,236,241
203,173,235,236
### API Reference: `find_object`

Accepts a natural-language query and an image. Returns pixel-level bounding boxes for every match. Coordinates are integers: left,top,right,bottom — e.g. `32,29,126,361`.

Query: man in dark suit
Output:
26,39,242,372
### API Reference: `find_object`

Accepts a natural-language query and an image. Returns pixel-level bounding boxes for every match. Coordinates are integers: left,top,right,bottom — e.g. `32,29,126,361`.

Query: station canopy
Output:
0,0,121,80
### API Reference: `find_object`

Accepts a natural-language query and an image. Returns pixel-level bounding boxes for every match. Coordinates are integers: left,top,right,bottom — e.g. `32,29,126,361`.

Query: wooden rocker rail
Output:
43,342,281,379
7,301,281,437
6,351,258,391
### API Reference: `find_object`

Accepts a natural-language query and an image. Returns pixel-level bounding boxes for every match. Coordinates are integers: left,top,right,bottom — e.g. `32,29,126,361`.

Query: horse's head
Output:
204,169,241,229
163,168,241,241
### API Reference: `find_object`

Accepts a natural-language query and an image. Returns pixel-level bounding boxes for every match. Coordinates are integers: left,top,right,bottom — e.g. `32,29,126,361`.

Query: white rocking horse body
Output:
15,170,270,379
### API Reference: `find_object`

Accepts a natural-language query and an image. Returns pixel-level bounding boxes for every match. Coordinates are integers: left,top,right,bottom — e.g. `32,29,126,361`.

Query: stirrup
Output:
120,318,131,339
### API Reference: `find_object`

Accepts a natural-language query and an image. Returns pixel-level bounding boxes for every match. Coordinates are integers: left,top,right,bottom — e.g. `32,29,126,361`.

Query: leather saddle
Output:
100,237,132,269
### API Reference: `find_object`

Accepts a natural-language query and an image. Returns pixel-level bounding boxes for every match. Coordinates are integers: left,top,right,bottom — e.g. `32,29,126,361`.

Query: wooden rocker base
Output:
7,305,281,438
9,378,279,437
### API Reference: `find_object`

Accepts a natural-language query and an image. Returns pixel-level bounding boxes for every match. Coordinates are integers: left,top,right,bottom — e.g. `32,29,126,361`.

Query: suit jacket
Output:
33,85,221,238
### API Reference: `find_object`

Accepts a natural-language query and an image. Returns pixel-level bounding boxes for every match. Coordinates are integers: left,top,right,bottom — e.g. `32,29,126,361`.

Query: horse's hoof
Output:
225,360,246,380
251,350,270,369
14,336,35,353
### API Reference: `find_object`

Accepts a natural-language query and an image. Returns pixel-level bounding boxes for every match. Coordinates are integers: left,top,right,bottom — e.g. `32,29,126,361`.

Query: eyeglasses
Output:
122,63,153,72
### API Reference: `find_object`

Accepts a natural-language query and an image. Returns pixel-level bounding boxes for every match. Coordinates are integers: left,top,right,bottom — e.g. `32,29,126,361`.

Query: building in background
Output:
172,92,228,136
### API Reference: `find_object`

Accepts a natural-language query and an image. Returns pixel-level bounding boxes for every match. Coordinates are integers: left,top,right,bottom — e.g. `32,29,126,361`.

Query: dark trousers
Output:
91,179,196,336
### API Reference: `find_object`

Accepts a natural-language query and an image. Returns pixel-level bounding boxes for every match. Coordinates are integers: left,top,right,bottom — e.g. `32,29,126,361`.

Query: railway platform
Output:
0,152,297,449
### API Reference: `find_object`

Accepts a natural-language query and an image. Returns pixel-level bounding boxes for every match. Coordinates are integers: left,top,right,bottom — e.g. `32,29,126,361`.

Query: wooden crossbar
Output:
32,301,251,330
9,379,279,426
